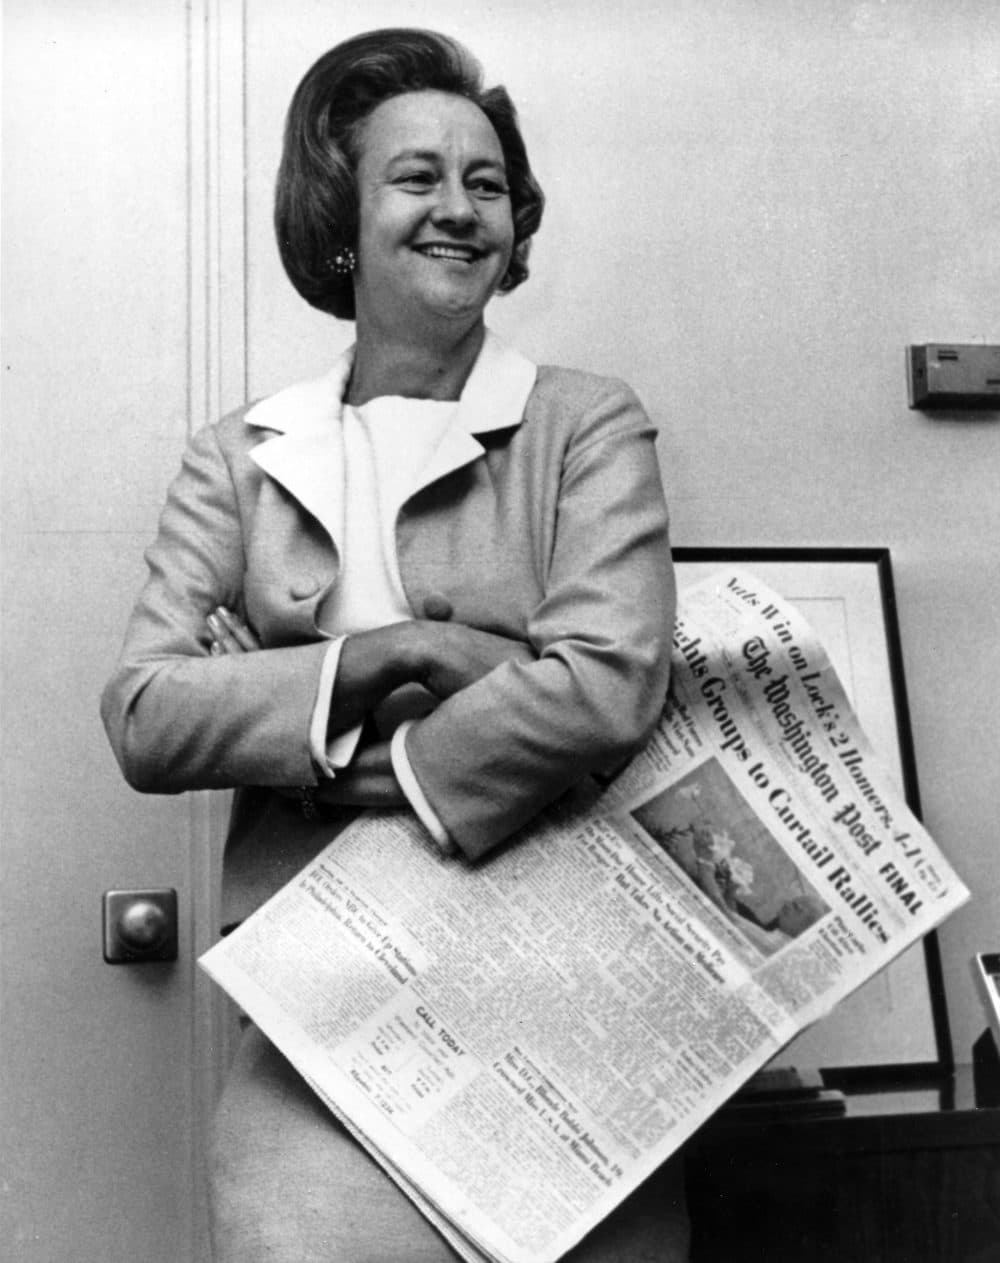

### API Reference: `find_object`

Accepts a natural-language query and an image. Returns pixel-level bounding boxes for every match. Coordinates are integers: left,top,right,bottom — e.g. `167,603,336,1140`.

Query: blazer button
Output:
289,574,320,600
422,593,454,621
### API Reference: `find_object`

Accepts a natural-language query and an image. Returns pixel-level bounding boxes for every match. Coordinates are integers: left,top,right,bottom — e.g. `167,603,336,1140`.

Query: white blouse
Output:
310,395,460,849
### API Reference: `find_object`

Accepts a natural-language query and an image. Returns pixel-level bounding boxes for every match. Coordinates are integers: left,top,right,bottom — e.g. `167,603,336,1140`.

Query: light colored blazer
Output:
101,340,675,924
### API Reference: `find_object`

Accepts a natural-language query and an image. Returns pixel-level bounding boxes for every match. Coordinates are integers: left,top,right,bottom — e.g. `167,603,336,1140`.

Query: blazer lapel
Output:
403,330,539,501
250,425,346,553
246,356,353,552
407,425,486,498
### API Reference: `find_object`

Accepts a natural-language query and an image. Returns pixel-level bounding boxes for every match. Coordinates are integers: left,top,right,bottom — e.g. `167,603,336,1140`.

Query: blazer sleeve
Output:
403,380,676,859
100,422,328,793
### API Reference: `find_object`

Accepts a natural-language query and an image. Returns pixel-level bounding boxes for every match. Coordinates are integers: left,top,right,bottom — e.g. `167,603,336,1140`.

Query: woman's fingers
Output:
218,606,261,650
207,606,261,655
207,612,241,655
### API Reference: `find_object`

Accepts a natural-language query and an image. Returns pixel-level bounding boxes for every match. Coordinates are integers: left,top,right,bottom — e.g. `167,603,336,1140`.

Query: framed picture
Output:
672,546,951,1081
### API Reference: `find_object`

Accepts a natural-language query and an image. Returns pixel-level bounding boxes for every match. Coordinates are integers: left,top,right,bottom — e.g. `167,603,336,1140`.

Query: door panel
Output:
1,4,226,1259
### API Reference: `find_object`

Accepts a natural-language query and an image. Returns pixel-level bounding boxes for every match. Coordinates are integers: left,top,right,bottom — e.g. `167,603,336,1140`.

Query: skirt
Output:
210,1025,691,1262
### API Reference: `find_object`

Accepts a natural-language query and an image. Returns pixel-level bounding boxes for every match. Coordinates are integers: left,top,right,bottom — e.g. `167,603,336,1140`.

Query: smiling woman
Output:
274,29,543,326
101,26,684,1263
351,91,517,364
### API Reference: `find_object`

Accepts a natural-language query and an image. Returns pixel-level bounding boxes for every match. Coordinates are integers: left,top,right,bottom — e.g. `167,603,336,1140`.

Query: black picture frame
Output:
672,546,952,1083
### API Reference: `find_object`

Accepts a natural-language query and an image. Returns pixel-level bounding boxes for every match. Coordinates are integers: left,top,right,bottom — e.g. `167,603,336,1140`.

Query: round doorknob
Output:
102,888,178,963
119,899,169,951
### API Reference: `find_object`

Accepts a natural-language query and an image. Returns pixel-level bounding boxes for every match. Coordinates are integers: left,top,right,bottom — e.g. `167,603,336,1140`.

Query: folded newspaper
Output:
200,570,968,1263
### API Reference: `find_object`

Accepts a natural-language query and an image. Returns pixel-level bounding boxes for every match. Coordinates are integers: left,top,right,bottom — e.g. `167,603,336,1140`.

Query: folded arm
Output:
400,382,676,860
101,423,530,796
204,604,534,816
102,381,674,862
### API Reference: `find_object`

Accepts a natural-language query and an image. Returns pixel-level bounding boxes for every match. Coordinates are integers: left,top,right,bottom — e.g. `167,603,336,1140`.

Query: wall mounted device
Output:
907,344,1000,409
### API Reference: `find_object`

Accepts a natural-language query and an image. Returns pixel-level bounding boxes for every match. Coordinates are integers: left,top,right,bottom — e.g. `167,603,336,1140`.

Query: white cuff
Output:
310,638,363,775
390,721,456,855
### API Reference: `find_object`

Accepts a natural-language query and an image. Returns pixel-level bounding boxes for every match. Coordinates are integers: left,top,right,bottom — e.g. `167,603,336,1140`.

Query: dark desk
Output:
686,1060,1000,1263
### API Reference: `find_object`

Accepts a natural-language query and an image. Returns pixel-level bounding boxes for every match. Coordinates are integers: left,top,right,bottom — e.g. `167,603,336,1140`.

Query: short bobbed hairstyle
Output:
275,28,545,320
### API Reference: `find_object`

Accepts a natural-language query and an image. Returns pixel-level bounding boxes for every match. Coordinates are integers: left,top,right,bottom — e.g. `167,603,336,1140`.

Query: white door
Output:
1,4,242,1259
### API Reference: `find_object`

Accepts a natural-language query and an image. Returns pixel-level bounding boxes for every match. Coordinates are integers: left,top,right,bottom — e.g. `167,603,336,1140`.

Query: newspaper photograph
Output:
200,570,968,1263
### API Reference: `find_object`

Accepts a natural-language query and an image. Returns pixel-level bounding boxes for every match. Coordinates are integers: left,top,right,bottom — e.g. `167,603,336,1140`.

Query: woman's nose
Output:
431,178,476,227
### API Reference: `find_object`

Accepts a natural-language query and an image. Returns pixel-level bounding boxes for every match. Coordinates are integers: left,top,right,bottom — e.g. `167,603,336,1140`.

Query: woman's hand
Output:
207,606,260,655
328,619,534,735
410,620,535,698
313,740,408,808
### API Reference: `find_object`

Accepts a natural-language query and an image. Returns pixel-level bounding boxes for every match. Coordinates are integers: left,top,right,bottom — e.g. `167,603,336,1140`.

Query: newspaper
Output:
200,570,968,1263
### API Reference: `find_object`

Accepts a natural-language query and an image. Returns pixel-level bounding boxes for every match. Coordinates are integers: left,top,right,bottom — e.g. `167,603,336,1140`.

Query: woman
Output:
102,28,685,1262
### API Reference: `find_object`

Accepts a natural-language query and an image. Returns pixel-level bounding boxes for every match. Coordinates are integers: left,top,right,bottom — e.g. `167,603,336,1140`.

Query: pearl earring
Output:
326,247,356,275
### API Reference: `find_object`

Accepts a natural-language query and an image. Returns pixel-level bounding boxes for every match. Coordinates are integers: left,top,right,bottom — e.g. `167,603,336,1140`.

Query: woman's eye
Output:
395,170,435,188
469,178,508,198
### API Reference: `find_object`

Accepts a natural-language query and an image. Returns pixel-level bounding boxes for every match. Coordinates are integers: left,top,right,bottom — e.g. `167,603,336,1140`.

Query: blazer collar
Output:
245,330,537,545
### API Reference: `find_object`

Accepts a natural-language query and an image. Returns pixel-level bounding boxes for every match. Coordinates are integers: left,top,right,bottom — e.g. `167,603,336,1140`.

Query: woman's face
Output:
351,90,515,336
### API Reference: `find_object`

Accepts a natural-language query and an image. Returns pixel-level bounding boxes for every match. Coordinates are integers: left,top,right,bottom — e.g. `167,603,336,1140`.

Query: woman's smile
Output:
413,242,485,262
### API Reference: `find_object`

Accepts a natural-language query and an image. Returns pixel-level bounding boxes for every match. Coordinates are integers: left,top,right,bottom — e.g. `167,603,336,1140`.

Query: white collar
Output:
244,328,537,438
244,330,537,547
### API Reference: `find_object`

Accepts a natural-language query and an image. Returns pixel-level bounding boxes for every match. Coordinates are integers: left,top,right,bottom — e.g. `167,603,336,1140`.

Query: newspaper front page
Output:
201,571,968,1263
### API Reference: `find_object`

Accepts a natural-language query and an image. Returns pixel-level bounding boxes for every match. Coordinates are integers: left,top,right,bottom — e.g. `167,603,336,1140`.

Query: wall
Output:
243,0,1000,1064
